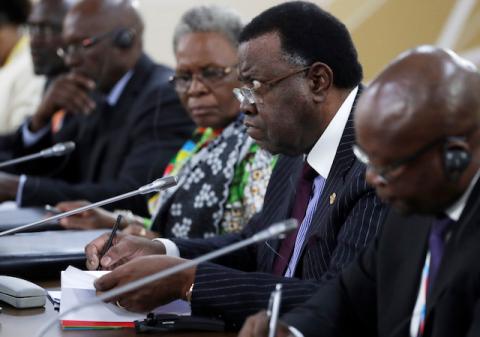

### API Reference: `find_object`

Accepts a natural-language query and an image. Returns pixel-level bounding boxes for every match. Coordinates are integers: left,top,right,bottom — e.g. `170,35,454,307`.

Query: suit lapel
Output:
85,56,155,180
426,178,480,313
260,87,363,272
300,93,359,252
374,210,431,337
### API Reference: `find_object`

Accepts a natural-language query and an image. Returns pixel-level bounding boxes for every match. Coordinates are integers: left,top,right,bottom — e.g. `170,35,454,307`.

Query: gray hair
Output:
173,5,244,52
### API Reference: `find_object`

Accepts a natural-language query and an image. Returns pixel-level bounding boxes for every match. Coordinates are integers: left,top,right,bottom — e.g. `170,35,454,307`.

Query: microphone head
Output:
41,142,76,157
253,219,298,242
138,176,178,194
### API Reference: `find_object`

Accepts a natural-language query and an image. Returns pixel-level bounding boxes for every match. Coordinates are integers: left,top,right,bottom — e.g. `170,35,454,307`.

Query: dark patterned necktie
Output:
428,215,454,293
272,161,317,276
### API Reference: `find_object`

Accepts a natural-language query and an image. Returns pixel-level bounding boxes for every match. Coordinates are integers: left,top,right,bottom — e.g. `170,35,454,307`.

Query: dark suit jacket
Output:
283,180,480,337
2,54,194,216
173,106,387,330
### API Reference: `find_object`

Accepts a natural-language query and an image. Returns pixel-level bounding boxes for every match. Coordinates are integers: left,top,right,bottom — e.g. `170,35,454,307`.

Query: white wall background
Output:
138,0,311,67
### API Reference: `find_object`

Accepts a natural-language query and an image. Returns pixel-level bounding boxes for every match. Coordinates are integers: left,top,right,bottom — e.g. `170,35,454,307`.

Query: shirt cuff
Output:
16,174,27,207
288,325,305,337
153,238,180,257
22,120,49,146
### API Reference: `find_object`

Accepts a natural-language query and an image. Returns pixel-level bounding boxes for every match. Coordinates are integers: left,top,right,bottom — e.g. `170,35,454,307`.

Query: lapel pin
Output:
329,192,336,205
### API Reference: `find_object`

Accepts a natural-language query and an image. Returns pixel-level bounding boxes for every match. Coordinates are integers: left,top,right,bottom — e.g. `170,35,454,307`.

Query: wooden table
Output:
0,280,235,337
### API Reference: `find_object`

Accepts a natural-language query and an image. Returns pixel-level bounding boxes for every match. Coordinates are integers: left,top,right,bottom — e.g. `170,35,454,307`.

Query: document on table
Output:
60,266,190,330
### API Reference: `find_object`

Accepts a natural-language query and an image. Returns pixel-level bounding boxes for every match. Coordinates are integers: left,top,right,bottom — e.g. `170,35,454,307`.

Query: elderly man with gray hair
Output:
59,5,275,240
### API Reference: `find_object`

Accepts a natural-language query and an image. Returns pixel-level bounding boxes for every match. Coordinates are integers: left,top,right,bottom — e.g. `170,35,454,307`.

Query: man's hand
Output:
30,73,96,131
122,223,158,239
85,232,166,270
0,172,19,202
55,200,120,230
239,311,292,337
94,255,196,312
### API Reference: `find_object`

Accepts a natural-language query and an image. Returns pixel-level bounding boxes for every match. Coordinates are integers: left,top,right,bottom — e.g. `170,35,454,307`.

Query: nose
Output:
186,75,209,96
239,97,257,115
63,51,82,69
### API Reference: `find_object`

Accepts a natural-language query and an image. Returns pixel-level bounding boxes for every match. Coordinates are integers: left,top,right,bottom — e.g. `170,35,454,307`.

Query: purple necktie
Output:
272,162,317,276
428,216,454,292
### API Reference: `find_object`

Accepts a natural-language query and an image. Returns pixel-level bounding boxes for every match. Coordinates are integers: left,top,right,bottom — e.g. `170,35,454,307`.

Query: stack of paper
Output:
60,266,190,330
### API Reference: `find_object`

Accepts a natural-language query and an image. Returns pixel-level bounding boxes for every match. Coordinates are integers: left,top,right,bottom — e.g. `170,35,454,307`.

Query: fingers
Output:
57,201,116,229
56,200,90,212
238,315,255,337
85,232,165,270
53,82,95,115
99,237,134,269
239,311,269,337
60,216,93,229
94,256,192,312
122,224,158,239
85,232,111,270
94,269,120,293
37,74,96,121
56,200,92,229
67,73,96,91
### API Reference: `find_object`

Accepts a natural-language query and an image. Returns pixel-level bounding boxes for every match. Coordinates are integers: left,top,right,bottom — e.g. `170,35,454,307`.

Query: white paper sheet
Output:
60,266,190,323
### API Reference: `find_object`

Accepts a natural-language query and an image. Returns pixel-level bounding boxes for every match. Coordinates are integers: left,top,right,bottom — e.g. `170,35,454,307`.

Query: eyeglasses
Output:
28,23,62,39
56,29,117,59
233,66,310,105
169,66,235,93
353,137,449,183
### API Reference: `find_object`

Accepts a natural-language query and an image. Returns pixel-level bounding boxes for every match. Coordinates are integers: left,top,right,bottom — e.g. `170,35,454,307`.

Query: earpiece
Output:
442,141,471,181
112,28,136,49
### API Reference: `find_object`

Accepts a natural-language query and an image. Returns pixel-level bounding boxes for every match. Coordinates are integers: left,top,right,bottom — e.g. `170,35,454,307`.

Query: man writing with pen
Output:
84,1,386,331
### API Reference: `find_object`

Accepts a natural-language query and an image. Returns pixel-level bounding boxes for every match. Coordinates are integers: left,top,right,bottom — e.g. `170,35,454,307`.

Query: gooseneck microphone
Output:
36,218,298,337
0,141,76,169
0,175,177,237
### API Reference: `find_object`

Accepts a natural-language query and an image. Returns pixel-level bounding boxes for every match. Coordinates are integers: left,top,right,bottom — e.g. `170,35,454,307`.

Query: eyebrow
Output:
176,63,228,71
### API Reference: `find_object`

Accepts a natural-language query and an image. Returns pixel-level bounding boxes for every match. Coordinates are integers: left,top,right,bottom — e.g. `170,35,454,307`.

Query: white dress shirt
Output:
156,86,359,258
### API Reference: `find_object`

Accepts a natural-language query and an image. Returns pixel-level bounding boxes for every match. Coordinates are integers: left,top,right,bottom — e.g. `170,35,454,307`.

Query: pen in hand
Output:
267,283,282,337
97,214,122,271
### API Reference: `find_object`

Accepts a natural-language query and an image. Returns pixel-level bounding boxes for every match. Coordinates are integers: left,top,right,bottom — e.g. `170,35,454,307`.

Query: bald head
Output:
357,46,480,151
62,0,144,92
355,46,480,215
66,0,143,36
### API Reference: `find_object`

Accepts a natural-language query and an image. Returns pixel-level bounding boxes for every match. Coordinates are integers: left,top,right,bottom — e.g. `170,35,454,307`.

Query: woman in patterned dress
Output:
56,5,276,239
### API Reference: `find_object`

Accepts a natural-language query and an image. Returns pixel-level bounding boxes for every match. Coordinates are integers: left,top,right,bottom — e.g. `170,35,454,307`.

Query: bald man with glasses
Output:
0,0,194,215
240,46,480,337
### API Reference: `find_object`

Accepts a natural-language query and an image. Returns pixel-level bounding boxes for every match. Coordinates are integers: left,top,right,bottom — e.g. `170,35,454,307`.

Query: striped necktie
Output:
272,161,318,276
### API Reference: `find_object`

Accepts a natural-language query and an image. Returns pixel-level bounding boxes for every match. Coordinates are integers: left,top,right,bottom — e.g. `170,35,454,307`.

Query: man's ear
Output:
308,62,333,103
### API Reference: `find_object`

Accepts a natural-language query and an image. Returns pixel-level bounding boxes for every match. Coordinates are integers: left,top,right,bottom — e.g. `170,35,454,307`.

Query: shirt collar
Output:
4,35,28,66
445,169,480,221
106,70,133,106
306,86,358,179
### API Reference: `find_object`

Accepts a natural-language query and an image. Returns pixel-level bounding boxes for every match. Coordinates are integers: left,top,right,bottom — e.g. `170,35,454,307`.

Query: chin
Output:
394,200,441,216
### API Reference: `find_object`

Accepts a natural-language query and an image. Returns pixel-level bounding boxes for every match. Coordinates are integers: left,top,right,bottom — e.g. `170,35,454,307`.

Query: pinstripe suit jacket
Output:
173,108,388,330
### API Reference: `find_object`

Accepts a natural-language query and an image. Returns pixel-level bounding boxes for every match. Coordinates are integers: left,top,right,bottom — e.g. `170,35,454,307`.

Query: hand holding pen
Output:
97,214,122,270
267,283,282,337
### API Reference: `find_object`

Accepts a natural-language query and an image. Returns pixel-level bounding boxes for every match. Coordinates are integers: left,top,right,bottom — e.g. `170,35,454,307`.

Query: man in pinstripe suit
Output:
239,47,480,337
86,1,388,330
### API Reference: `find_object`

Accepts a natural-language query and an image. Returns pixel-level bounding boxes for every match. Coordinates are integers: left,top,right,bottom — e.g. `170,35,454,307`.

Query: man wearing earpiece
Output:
239,47,480,337
0,0,194,215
